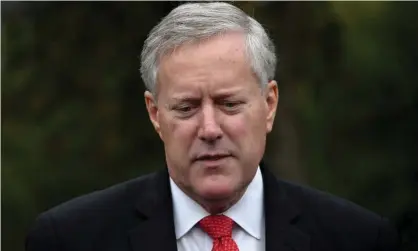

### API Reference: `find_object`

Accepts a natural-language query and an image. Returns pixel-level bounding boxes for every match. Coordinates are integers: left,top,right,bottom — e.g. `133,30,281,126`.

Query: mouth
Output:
194,153,231,162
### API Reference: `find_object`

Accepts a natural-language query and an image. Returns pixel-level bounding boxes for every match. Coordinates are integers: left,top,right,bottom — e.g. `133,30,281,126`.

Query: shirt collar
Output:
170,167,264,240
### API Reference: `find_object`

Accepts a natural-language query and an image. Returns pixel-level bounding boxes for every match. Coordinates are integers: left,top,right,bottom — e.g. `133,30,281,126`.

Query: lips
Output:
195,153,231,161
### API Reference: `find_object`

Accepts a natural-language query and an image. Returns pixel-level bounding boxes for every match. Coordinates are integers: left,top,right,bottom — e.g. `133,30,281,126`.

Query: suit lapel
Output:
261,162,310,251
126,162,310,251
128,170,177,251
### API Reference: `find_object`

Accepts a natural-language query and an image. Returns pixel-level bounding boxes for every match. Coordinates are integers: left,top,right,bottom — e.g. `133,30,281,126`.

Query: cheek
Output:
226,109,266,137
222,109,267,153
224,117,248,137
160,116,197,148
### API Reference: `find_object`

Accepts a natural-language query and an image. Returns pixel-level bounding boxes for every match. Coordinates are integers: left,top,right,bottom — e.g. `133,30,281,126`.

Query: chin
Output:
196,179,237,201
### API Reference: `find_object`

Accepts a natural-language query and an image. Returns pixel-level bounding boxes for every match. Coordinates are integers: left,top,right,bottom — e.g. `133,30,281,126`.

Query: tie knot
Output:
199,215,234,239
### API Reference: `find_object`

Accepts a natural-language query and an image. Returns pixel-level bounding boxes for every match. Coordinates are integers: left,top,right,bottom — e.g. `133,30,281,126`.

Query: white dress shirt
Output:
170,167,265,251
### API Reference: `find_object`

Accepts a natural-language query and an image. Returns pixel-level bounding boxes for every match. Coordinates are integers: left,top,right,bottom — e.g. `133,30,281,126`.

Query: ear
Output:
265,80,279,133
144,91,163,139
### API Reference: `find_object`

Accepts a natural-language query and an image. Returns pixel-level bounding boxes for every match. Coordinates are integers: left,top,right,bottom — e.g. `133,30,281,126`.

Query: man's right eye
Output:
177,106,192,112
170,100,200,117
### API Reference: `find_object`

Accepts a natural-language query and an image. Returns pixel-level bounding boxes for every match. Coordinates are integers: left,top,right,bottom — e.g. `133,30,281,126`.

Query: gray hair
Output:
140,2,277,95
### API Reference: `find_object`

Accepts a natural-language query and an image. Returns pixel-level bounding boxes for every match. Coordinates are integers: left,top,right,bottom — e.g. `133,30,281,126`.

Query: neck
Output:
201,196,241,215
187,185,249,215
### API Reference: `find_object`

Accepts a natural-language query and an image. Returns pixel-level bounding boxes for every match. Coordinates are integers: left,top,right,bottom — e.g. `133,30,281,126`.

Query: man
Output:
26,2,399,251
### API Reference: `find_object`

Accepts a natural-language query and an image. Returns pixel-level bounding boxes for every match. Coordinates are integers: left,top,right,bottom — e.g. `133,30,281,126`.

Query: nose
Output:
197,105,223,142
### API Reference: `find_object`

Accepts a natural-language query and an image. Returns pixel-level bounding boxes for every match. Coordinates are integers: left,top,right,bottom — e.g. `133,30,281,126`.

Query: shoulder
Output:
275,179,399,250
26,171,161,250
45,171,159,219
281,179,381,221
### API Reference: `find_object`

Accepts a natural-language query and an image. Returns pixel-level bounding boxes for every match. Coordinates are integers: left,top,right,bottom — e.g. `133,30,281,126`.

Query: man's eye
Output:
224,102,238,108
222,101,241,110
174,104,197,114
177,106,192,112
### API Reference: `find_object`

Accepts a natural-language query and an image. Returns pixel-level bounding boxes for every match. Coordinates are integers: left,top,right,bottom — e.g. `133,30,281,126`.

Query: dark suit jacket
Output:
26,163,399,251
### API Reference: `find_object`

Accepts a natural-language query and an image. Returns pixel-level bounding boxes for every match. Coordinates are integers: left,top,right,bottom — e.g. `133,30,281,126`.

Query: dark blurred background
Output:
2,2,417,251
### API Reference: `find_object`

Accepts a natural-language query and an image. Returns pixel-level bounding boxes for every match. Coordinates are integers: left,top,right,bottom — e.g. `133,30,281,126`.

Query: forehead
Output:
157,32,256,94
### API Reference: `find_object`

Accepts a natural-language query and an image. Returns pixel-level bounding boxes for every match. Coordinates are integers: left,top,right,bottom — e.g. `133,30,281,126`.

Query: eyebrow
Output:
169,87,246,102
212,92,241,100
211,88,246,99
170,96,201,103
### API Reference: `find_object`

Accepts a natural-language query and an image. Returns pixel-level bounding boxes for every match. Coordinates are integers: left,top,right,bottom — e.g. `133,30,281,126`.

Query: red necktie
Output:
199,215,239,251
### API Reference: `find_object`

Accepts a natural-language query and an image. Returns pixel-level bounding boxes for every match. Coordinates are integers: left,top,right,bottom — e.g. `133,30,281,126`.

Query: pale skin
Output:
145,32,279,214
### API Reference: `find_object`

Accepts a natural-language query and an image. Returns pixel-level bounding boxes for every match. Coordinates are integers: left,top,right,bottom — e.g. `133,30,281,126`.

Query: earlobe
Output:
265,80,279,133
144,91,162,138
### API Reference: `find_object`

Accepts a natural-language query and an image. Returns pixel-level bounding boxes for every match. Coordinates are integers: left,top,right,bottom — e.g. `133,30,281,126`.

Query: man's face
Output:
145,32,278,204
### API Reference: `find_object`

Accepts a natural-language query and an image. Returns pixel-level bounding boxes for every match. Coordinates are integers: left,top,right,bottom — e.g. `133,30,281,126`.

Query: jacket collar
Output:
127,162,310,251
261,161,310,251
128,170,177,251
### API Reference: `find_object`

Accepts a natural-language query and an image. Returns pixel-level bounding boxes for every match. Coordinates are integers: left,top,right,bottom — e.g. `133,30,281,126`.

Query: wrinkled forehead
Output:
155,33,255,92
156,59,262,106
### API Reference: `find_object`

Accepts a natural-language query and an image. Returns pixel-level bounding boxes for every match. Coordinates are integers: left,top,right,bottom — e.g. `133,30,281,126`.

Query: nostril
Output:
199,133,222,142
198,124,223,141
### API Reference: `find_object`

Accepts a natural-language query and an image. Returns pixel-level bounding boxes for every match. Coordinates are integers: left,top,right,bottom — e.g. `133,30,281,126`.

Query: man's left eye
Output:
222,101,242,110
224,102,238,108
